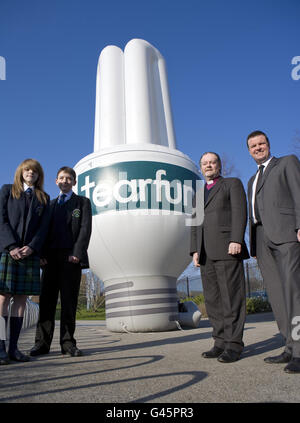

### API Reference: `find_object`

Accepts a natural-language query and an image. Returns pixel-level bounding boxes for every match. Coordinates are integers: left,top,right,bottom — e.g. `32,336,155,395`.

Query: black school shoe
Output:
0,340,9,365
30,343,50,357
8,348,30,362
0,351,9,365
62,345,83,357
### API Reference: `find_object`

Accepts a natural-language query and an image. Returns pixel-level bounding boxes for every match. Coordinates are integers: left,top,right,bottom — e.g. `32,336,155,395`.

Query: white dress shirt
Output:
23,183,35,192
251,156,273,223
58,190,73,203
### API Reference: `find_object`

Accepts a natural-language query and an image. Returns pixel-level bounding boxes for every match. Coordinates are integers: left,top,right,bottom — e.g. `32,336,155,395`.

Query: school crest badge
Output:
72,209,81,218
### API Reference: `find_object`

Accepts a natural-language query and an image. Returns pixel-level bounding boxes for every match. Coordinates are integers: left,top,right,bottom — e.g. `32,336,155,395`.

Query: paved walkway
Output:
0,312,300,403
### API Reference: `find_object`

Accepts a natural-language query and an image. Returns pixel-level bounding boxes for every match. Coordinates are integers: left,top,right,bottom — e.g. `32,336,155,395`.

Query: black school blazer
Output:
0,184,51,255
43,193,92,269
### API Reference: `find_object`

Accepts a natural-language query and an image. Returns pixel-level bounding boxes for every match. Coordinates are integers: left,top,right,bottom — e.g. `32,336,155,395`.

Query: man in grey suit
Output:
247,130,300,374
191,152,249,363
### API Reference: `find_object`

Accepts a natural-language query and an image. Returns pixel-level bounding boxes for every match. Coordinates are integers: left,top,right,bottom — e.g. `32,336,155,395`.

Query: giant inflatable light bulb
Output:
74,39,201,332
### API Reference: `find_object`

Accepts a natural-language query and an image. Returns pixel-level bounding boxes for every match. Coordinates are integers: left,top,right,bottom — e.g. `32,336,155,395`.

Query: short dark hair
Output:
246,130,270,148
199,151,222,175
56,166,76,180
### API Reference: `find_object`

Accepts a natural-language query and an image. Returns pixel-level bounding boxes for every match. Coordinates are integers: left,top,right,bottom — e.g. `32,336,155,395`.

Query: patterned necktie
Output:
254,165,264,223
58,193,67,204
25,187,32,195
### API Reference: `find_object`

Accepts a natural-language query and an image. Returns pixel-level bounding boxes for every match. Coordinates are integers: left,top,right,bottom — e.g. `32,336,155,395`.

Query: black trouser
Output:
200,253,246,353
35,249,81,351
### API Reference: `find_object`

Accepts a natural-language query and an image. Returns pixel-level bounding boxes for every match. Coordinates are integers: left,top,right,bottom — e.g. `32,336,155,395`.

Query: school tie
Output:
254,165,264,223
23,188,33,239
25,187,32,197
58,193,67,204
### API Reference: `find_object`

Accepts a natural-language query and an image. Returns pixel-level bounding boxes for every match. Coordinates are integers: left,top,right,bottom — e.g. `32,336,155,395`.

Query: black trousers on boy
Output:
35,249,81,352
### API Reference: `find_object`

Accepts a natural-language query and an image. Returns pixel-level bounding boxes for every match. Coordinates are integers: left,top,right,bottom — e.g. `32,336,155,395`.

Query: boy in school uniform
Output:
30,166,92,357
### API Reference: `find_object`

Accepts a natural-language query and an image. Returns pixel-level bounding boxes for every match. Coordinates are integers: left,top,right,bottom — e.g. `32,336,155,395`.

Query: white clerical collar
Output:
206,176,220,185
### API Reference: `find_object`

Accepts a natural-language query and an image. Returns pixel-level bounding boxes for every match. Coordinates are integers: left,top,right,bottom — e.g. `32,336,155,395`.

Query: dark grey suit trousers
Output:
200,254,246,353
256,224,300,357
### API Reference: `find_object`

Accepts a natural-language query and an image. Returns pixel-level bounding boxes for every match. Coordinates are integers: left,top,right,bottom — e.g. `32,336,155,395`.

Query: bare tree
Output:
220,153,241,177
78,270,104,311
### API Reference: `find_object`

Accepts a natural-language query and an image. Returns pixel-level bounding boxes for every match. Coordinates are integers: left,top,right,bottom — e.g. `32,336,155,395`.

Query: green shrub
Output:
246,296,271,314
181,294,205,305
180,293,271,317
180,294,207,317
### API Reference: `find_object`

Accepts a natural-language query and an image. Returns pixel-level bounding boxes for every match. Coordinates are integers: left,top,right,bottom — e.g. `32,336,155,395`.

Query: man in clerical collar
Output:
190,152,249,363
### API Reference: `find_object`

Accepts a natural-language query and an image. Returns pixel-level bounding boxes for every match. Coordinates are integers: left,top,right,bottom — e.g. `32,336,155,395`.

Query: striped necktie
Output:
58,193,67,204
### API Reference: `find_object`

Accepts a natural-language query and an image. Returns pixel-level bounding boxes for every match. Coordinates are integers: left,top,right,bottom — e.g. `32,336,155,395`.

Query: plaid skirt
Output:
0,252,41,295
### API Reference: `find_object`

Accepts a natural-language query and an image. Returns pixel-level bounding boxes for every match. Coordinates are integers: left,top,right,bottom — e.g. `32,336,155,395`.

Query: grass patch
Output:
76,307,106,320
53,293,271,321
55,306,106,320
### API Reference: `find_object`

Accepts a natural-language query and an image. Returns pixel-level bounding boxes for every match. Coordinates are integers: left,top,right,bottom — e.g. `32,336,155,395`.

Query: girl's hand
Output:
19,246,34,258
9,247,23,260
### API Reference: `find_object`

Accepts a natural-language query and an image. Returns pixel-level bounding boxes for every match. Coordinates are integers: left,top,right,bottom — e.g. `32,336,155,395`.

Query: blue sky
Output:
0,0,299,199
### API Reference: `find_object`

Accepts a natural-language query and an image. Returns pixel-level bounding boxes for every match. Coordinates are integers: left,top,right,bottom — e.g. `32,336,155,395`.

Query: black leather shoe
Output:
217,349,241,363
30,344,50,357
0,351,10,365
62,345,83,357
0,340,9,365
8,349,30,362
284,358,300,374
202,346,224,358
264,351,292,364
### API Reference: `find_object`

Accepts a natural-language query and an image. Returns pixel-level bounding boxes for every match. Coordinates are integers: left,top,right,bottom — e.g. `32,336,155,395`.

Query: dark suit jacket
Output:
43,193,92,269
247,155,300,256
0,184,50,255
190,177,249,262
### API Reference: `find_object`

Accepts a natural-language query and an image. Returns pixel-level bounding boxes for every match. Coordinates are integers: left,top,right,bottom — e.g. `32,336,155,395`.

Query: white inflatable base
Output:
178,301,202,328
104,275,179,332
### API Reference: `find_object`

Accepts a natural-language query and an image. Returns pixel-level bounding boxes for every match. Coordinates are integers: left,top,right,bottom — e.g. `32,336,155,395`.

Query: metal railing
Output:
177,259,266,299
8,297,39,330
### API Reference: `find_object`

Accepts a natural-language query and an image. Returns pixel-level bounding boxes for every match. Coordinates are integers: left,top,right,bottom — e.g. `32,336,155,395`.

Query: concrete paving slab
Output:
0,312,299,404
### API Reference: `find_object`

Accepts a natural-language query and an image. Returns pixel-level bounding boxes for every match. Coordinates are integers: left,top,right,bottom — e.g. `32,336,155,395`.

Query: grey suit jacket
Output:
190,177,249,262
247,155,300,256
